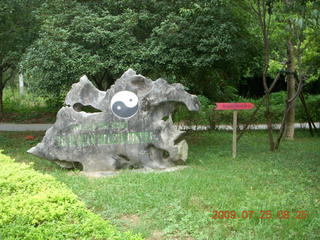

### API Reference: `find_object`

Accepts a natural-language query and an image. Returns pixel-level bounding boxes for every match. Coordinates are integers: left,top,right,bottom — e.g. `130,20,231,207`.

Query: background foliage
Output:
173,92,320,127
21,0,261,103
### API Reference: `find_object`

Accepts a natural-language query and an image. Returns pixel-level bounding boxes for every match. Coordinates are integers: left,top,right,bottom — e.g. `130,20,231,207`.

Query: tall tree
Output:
22,0,158,101
283,0,298,139
145,1,260,100
300,1,320,90
0,0,40,116
275,0,320,145
249,0,277,150
23,0,259,103
277,0,318,140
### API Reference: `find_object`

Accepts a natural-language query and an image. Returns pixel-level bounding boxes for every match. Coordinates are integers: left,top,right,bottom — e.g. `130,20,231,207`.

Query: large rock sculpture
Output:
28,69,200,172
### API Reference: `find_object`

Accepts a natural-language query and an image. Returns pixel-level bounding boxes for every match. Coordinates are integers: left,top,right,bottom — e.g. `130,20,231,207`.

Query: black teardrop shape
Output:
112,101,138,118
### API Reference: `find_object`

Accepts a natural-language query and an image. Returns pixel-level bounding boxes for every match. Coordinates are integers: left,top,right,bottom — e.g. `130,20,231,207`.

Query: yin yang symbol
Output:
110,91,139,119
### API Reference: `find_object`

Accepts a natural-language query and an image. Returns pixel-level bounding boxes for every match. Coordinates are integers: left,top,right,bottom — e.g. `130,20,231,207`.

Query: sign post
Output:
215,102,255,158
232,110,237,158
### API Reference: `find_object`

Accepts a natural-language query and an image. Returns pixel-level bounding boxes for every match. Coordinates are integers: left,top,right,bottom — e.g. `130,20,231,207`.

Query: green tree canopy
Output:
145,1,261,100
0,0,40,114
22,0,261,102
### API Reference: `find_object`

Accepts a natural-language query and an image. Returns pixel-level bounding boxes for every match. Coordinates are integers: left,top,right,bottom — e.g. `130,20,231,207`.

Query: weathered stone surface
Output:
28,69,199,172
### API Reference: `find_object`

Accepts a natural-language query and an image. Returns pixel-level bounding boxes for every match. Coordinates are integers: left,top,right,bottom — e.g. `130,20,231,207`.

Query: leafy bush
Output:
0,151,143,240
3,88,50,114
173,95,216,127
302,94,320,122
4,87,320,126
2,88,58,122
4,88,65,112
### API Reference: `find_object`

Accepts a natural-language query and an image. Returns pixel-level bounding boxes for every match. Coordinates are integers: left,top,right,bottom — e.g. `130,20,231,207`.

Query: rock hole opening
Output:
72,161,83,171
162,150,170,158
73,103,102,113
119,154,130,162
162,116,169,121
131,76,146,88
115,155,141,169
55,160,83,171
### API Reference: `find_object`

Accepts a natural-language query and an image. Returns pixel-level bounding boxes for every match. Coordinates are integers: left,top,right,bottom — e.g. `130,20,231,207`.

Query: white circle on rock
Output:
110,90,139,119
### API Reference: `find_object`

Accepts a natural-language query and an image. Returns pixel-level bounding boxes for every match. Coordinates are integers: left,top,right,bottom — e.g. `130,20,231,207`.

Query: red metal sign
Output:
215,102,255,110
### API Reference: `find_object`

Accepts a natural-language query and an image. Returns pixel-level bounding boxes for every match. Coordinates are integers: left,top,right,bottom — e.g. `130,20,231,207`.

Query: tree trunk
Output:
300,92,316,136
265,94,275,150
0,67,3,117
0,88,3,117
284,39,296,140
19,73,24,95
262,13,275,151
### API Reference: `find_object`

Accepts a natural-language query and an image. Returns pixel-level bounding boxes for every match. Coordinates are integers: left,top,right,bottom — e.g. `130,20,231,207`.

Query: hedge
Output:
173,92,320,127
0,151,143,240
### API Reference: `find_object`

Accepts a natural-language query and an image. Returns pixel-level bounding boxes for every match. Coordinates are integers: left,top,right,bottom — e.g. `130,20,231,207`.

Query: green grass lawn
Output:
0,130,319,239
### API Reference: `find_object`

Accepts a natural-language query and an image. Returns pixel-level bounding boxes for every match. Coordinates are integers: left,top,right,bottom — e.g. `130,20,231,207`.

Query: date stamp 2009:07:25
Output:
211,210,308,220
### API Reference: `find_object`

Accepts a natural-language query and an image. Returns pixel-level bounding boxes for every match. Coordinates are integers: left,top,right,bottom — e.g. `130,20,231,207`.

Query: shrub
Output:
0,151,143,240
3,88,52,114
173,95,215,127
302,94,320,122
173,92,320,126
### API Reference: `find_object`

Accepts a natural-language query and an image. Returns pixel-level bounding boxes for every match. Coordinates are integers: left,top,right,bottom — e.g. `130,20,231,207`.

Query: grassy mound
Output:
0,151,143,240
